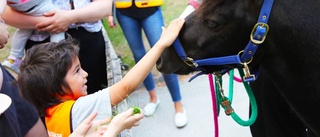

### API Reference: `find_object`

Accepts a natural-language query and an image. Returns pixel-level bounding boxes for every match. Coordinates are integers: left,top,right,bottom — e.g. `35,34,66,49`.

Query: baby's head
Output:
18,37,85,116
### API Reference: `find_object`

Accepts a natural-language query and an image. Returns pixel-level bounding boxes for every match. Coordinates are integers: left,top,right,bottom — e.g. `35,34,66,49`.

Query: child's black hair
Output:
18,37,80,117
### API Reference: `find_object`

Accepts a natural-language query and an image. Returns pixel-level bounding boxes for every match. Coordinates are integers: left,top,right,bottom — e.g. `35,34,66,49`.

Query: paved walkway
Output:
127,73,253,137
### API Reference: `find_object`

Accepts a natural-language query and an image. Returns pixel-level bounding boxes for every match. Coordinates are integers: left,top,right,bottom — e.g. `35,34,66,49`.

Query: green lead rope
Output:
215,69,258,126
228,69,235,102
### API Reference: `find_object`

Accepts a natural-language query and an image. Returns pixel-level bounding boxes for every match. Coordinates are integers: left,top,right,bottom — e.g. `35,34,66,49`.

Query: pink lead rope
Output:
208,74,219,137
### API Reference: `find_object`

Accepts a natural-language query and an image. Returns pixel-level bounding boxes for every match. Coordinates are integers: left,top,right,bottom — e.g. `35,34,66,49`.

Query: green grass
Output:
0,27,16,62
1,0,189,68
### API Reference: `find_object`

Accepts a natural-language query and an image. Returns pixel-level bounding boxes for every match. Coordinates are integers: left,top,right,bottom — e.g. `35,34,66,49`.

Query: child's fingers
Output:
82,111,98,125
99,117,112,126
132,121,140,127
97,125,108,136
124,108,135,116
126,113,144,125
168,18,185,29
133,113,144,122
163,18,185,37
161,26,166,31
158,18,185,45
115,108,135,119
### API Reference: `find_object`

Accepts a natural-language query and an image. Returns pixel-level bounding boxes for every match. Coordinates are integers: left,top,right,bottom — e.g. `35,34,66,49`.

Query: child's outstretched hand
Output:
69,108,143,137
103,108,144,137
158,18,185,48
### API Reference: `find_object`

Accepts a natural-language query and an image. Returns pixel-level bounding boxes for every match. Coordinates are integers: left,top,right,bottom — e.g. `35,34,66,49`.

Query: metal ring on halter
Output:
237,50,253,65
183,57,199,67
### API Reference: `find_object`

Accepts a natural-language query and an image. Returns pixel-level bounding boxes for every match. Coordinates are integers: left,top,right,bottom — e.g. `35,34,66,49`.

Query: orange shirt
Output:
45,100,75,137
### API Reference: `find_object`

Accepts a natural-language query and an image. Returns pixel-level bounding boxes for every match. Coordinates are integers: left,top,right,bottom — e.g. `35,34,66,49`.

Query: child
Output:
2,0,65,74
17,18,185,137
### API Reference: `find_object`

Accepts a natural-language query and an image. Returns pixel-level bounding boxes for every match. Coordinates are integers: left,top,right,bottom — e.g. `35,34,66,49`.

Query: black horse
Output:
157,0,320,136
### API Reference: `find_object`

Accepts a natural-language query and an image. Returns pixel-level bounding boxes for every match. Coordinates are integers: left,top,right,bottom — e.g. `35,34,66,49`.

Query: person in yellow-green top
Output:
17,18,185,137
108,0,188,128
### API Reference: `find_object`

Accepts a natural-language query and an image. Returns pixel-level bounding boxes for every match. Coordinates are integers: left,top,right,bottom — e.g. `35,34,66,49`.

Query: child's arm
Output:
109,18,185,106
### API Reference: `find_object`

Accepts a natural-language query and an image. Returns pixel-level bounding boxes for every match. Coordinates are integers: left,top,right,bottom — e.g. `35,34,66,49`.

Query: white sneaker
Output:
143,98,160,117
175,108,188,128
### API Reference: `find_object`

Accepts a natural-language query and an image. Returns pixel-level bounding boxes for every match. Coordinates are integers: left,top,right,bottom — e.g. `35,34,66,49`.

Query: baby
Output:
2,0,65,73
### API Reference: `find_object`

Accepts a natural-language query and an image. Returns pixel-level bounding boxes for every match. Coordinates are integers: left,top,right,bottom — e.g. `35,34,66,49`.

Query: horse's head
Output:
157,0,265,74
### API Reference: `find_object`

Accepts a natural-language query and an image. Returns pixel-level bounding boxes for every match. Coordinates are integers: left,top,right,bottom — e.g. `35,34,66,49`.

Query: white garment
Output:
29,0,102,41
9,0,64,58
71,88,112,130
179,5,195,19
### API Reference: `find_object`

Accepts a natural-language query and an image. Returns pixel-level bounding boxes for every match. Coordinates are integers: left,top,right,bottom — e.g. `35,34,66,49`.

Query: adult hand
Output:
0,22,9,49
36,10,73,34
107,16,116,28
103,108,144,137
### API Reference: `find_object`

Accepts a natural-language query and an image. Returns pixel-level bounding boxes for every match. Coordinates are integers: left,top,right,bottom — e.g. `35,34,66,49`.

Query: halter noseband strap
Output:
173,0,274,82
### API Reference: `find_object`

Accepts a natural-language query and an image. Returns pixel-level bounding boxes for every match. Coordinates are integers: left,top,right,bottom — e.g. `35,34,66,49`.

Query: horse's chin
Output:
157,59,235,75
156,62,194,75
171,67,196,75
156,60,195,76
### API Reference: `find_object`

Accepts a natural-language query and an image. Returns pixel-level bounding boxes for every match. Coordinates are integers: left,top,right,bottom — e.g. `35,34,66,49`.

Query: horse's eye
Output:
205,20,220,29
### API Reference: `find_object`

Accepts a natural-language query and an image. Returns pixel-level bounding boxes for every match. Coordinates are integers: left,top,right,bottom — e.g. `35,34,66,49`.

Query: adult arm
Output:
0,21,8,47
0,0,9,48
2,0,112,33
0,0,5,14
36,0,112,33
2,6,48,29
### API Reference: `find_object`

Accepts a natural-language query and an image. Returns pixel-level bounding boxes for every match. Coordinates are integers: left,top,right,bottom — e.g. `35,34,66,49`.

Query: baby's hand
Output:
158,18,185,48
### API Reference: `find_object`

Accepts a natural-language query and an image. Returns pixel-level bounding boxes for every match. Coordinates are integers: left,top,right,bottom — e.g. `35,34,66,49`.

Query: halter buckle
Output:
183,57,199,67
250,23,269,44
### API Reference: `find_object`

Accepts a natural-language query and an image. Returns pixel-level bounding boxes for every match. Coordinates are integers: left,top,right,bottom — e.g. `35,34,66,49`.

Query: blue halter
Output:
173,0,274,82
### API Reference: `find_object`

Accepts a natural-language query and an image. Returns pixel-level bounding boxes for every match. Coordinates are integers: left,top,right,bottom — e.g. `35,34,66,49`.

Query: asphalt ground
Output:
127,73,253,137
